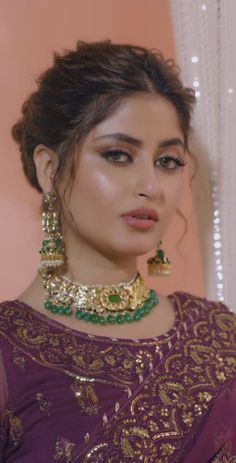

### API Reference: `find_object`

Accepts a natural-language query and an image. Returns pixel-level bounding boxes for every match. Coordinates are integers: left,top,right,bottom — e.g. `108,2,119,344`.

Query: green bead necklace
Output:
44,288,158,325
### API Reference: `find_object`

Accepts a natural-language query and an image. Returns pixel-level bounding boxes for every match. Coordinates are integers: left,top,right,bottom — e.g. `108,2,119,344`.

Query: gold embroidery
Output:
6,409,23,447
113,419,159,462
54,436,75,462
135,350,153,375
82,443,108,462
0,295,235,462
198,391,212,403
83,296,236,461
216,371,227,381
210,442,236,462
121,426,150,458
71,379,99,415
161,442,175,456
182,411,194,426
214,312,236,332
105,354,116,366
148,419,159,432
36,392,52,417
160,408,169,417
12,346,26,370
158,381,185,406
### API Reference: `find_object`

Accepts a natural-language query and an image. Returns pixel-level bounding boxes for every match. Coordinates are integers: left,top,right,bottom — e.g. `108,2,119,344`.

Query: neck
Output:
65,244,138,286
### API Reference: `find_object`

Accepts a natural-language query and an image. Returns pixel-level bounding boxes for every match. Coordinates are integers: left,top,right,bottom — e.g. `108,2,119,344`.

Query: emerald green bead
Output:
89,314,95,323
76,310,83,319
44,287,158,325
42,240,50,249
57,306,65,315
157,249,165,259
99,316,107,325
45,301,52,310
144,309,150,316
89,313,99,323
116,314,125,324
64,307,72,316
139,307,146,316
108,293,121,303
124,313,132,323
146,301,152,309
133,310,142,321
107,314,115,325
142,302,150,311
150,290,158,303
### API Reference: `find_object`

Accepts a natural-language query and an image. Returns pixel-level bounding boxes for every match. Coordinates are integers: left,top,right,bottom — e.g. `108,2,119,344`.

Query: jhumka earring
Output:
39,193,66,273
147,241,172,276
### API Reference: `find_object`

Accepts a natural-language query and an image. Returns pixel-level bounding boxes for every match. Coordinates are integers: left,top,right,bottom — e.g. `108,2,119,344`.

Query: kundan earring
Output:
147,241,172,276
39,192,66,273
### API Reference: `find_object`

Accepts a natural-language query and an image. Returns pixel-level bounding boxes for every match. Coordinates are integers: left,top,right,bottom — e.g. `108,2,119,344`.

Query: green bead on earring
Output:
147,241,172,276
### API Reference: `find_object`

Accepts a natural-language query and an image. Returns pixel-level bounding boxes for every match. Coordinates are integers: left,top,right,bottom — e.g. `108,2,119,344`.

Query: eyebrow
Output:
94,132,186,150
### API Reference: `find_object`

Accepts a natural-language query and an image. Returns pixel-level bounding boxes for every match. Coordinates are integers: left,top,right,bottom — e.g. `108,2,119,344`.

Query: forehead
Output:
90,93,184,143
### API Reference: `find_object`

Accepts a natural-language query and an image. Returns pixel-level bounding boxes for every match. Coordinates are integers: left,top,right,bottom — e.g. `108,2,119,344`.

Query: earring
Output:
39,193,66,273
147,241,171,276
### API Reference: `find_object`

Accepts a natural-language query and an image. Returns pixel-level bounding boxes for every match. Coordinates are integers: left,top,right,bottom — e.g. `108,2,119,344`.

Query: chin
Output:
114,239,157,257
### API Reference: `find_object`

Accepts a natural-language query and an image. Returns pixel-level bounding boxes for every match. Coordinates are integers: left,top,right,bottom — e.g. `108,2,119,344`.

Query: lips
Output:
122,208,158,221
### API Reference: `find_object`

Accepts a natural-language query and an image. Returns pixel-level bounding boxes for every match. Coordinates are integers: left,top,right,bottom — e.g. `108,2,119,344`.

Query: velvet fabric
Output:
0,291,235,462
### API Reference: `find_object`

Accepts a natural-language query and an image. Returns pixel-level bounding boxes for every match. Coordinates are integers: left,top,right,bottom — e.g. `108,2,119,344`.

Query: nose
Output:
134,161,163,200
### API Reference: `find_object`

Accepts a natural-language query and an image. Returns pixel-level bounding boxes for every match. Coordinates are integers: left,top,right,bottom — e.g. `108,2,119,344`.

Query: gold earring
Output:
39,193,66,274
147,241,171,276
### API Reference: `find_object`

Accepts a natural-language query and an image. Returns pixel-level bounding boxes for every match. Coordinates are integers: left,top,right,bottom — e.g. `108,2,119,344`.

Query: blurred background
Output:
1,0,234,308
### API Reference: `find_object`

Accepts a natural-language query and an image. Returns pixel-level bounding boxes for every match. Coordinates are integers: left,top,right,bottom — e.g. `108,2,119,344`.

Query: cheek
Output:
72,168,123,210
165,176,183,211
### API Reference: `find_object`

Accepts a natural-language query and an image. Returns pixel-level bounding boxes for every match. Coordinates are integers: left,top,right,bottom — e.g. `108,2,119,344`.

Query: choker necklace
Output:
41,271,158,325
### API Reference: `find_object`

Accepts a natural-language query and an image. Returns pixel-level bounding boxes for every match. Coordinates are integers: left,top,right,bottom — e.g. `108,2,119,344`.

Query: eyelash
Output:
100,149,186,170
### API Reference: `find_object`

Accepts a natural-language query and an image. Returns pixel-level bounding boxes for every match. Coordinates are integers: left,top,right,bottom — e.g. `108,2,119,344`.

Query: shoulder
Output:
0,299,18,321
173,290,236,349
0,300,28,345
173,291,236,394
174,290,235,322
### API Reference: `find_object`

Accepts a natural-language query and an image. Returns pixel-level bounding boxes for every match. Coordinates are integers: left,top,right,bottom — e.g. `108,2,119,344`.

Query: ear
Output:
33,145,59,194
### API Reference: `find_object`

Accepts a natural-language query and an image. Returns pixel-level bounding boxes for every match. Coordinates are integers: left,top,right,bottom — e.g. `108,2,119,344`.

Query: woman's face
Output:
60,93,187,260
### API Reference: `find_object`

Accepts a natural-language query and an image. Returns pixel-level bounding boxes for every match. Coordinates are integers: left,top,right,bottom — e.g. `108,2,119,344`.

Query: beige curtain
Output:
170,0,236,311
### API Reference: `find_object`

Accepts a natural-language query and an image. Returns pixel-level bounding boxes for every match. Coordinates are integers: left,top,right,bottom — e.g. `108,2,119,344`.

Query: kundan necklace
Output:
41,271,158,325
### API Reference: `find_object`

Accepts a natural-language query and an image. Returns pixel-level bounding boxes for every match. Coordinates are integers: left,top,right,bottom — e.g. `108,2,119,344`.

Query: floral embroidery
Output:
6,409,23,447
210,442,236,462
82,443,108,462
0,294,235,462
12,346,26,370
54,436,75,462
36,392,53,417
71,379,99,415
81,297,236,462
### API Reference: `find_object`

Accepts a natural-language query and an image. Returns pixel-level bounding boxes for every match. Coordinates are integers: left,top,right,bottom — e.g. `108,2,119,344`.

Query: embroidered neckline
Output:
9,292,183,345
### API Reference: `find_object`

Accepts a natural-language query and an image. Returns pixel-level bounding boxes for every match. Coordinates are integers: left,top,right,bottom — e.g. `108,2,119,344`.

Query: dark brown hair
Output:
12,40,196,193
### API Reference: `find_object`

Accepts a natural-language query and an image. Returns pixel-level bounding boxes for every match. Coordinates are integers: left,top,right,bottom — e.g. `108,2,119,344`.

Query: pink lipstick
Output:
122,208,158,230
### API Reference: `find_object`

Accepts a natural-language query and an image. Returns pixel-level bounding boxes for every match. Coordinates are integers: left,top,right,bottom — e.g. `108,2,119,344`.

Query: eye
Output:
100,149,132,164
156,155,186,170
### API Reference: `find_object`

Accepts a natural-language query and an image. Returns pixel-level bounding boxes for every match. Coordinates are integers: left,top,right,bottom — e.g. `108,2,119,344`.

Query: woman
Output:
0,40,235,462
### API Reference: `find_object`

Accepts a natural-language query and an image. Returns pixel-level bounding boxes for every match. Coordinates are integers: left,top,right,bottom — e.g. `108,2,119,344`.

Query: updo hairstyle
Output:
12,40,196,194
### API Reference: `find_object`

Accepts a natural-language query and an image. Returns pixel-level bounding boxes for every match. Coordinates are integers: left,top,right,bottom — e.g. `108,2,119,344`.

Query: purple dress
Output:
0,291,235,462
